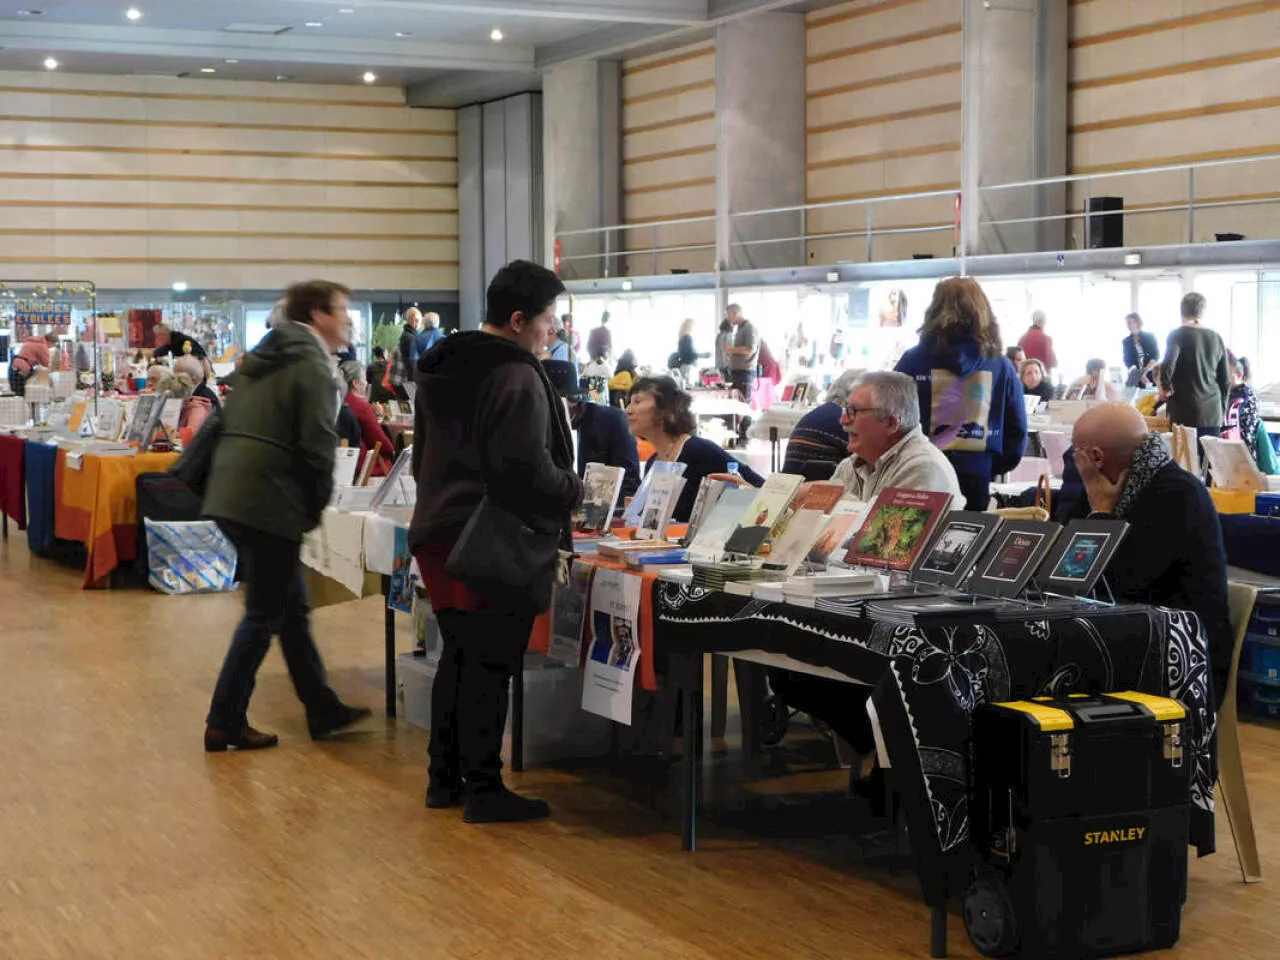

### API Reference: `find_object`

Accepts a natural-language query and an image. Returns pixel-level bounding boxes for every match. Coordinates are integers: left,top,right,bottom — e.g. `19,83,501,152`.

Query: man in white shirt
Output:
831,370,963,504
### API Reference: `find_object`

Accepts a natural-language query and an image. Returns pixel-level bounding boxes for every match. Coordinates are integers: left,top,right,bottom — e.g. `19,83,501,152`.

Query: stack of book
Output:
691,559,780,594
781,569,888,608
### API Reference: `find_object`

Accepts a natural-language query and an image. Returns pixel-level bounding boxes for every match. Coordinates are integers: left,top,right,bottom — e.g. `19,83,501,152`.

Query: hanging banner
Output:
13,302,73,339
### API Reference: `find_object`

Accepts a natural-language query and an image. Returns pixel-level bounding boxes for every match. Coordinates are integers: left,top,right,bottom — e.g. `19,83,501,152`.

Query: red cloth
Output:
344,392,395,478
0,435,25,528
1018,326,1058,371
414,544,487,612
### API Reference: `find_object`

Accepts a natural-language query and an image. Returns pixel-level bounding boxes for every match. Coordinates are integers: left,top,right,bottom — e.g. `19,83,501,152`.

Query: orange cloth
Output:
55,450,179,587
635,438,657,463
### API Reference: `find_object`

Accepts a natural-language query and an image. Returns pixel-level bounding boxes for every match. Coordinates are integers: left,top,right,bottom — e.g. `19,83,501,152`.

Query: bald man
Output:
1072,403,1231,701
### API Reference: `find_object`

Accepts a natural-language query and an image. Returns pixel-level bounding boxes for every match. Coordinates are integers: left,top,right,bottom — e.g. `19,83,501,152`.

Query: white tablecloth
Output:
748,404,810,442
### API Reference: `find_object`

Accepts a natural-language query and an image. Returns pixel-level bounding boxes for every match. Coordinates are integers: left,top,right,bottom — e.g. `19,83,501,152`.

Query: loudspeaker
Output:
1086,196,1124,248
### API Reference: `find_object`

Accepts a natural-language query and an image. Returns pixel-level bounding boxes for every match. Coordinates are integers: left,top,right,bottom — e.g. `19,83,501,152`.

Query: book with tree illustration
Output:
843,487,952,571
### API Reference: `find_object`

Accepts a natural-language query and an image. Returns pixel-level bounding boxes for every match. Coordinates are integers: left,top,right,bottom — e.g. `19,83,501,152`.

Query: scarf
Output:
1115,432,1172,518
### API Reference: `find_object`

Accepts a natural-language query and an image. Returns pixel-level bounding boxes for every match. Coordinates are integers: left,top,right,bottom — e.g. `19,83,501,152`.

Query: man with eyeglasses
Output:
830,370,962,504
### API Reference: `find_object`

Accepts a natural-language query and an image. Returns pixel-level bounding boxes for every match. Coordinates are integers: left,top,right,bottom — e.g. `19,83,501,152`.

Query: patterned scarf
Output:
1115,431,1172,518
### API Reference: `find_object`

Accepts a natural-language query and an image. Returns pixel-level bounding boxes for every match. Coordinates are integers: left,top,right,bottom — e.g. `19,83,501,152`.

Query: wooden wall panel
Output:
1068,1,1280,247
805,0,961,263
0,71,458,291
622,41,717,274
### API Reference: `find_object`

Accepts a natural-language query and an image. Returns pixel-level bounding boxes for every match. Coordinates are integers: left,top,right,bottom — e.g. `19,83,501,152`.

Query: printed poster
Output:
387,526,417,614
582,568,641,724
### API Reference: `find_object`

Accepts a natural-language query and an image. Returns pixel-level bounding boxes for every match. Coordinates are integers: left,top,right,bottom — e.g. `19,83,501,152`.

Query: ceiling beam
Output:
0,20,534,72
263,0,710,26
405,70,543,108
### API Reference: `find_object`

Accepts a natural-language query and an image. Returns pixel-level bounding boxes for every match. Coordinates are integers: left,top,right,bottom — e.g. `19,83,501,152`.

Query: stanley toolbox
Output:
964,692,1190,958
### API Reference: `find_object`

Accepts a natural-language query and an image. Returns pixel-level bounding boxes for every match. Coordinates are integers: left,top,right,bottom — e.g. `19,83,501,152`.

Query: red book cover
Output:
843,487,953,571
796,482,845,513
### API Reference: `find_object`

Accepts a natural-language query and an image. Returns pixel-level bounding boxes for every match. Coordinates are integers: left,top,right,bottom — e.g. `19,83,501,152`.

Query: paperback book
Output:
807,500,871,568
769,481,845,543
762,510,831,577
968,520,1062,599
909,511,1004,589
1035,517,1129,597
686,484,759,564
577,462,626,535
723,472,804,556
843,487,953,571
637,473,686,541
681,477,726,546
623,460,687,528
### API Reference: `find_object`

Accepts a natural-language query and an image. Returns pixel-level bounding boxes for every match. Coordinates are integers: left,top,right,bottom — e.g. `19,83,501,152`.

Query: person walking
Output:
724,303,759,401
203,280,371,752
411,259,582,823
1162,292,1231,439
895,277,1028,510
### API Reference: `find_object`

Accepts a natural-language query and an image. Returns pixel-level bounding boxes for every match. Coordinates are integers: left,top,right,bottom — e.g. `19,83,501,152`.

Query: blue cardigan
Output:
895,341,1028,482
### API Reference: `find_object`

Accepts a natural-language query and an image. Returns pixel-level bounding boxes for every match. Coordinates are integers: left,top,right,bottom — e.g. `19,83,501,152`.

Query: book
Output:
909,511,1004,589
1036,518,1129,597
682,477,726,546
623,460,687,528
577,462,626,535
782,569,887,602
686,484,759,564
1201,436,1266,493
968,520,1062,599
769,481,845,544
808,500,871,568
723,472,804,556
843,487,953,571
637,473,686,541
124,391,170,451
596,539,680,562
762,510,831,577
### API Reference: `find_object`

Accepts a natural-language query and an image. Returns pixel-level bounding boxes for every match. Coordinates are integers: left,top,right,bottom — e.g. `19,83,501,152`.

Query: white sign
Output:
582,569,641,724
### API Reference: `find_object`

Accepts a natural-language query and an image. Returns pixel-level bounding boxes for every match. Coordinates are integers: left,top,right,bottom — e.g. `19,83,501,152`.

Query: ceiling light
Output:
172,282,188,293
395,31,411,37
125,6,142,20
224,58,239,64
304,21,322,27
200,67,216,73
337,7,354,12
275,74,293,81
362,71,377,84
43,57,58,70
16,9,41,16
490,28,503,41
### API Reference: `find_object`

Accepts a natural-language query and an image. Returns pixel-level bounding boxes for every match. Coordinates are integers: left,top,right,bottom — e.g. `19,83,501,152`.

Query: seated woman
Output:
609,349,639,405
625,375,763,522
1069,358,1120,401
174,354,220,407
1019,358,1054,406
339,361,395,478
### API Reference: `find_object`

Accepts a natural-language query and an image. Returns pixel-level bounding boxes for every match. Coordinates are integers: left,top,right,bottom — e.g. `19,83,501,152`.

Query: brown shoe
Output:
204,724,279,752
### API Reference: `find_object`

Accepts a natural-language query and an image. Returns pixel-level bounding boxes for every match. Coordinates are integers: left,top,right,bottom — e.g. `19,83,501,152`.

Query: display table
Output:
652,584,1217,937
747,403,808,443
54,449,179,587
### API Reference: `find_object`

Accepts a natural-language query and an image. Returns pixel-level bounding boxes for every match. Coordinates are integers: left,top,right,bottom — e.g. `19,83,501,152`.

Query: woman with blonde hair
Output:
894,277,1028,509
671,317,708,385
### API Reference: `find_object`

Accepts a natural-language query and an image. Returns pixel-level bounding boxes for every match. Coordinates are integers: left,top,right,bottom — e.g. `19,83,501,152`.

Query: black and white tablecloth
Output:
652,583,1216,904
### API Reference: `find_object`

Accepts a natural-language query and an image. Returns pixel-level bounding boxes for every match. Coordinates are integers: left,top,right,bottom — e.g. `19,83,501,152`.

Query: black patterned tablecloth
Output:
652,582,1216,904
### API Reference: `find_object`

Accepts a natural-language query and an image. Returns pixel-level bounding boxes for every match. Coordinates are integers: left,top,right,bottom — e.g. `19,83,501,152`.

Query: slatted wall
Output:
804,0,961,264
0,70,458,291
621,41,718,275
1069,0,1280,248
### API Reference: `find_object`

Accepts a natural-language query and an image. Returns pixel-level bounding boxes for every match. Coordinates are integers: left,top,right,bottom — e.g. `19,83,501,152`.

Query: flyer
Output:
582,568,642,724
548,562,594,667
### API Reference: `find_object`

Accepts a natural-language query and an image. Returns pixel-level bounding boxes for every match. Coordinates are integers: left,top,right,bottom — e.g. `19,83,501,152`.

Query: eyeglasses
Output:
844,404,884,418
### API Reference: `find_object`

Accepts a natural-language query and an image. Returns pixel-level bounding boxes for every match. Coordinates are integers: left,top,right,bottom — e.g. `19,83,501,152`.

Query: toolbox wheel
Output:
760,695,791,746
963,875,1019,957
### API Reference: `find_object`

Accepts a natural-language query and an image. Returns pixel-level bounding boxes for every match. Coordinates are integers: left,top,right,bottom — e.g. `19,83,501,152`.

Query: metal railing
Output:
554,151,1280,280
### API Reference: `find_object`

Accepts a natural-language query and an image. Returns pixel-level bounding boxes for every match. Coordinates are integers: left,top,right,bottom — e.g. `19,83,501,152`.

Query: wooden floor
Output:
3,533,1280,960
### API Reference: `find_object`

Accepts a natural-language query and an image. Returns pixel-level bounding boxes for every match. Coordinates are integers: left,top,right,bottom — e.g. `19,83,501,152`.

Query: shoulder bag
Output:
446,496,565,614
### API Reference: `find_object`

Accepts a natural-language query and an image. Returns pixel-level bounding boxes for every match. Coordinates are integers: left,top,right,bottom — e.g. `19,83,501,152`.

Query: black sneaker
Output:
462,787,550,824
309,704,373,740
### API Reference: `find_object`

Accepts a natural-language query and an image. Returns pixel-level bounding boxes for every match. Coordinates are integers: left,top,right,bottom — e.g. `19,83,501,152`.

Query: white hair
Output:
825,369,863,406
854,370,920,432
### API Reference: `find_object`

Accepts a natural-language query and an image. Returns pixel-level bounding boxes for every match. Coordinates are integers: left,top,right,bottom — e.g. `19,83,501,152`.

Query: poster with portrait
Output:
582,568,642,724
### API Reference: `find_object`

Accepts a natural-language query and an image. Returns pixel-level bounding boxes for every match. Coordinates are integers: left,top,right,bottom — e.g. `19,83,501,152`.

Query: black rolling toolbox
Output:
965,692,1191,958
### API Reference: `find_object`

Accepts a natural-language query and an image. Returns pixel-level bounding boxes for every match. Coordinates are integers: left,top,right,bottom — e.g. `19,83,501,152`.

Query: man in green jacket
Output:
203,280,370,751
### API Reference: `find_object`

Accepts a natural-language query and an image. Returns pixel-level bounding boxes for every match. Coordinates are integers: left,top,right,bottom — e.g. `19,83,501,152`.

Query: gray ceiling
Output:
0,0,829,106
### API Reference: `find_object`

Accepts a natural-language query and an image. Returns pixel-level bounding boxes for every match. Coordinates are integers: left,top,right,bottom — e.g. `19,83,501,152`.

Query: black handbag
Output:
446,496,565,614
168,407,224,498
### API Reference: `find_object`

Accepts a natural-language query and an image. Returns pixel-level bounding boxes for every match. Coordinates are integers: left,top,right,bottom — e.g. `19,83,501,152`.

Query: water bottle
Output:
726,461,741,479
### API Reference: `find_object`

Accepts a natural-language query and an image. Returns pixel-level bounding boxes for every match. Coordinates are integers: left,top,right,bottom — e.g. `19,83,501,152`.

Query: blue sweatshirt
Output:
895,340,1028,483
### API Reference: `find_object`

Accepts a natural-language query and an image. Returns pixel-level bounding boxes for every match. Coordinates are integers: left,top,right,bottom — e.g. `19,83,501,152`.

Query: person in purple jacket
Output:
895,277,1028,510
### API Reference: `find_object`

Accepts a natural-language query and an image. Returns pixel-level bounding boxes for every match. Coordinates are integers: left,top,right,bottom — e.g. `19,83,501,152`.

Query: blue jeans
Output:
206,521,341,733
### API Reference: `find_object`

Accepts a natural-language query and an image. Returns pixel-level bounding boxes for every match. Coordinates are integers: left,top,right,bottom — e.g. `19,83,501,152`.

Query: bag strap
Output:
1037,473,1052,516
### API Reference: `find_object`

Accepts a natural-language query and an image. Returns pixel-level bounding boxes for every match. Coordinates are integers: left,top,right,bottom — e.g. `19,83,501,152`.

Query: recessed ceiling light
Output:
304,21,322,27
223,58,239,64
490,28,503,41
362,71,377,84
200,67,216,73
275,74,293,81
16,10,41,16
395,31,411,37
43,56,58,70
337,7,354,12
125,6,142,21
172,282,188,293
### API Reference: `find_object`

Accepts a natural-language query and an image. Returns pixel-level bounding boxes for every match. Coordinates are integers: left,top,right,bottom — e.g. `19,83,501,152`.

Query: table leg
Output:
681,653,704,852
381,575,396,719
511,666,525,773
930,904,948,958
710,654,728,739
2,512,8,540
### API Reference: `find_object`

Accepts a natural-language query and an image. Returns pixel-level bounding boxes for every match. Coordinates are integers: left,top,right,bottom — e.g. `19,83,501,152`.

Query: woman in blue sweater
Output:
626,375,763,521
895,278,1028,510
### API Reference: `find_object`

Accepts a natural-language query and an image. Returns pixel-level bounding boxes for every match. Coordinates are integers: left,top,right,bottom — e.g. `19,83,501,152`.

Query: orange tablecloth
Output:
55,450,179,587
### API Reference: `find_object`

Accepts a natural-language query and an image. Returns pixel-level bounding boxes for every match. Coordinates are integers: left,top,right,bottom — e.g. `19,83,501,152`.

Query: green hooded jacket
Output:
202,321,339,541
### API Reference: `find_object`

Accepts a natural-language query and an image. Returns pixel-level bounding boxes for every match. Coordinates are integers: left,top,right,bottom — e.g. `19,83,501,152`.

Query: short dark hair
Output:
1181,292,1206,320
372,345,386,360
1086,358,1106,376
629,375,696,436
1125,312,1142,328
1005,345,1024,361
286,280,351,326
485,260,565,330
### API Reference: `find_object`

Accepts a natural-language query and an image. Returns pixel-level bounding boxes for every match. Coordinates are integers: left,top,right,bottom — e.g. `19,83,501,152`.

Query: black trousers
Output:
206,521,342,733
956,471,991,512
430,607,535,792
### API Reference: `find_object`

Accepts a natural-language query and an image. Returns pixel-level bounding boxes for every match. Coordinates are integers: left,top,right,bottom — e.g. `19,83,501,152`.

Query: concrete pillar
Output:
456,94,543,330
716,12,807,271
543,60,621,280
961,0,1067,258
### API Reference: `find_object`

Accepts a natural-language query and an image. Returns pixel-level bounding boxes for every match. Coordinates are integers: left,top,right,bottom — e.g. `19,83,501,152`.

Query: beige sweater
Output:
831,426,964,504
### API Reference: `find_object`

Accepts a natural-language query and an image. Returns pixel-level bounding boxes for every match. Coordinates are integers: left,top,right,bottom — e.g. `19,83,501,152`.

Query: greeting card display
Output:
577,463,626,535
909,511,1003,588
968,520,1062,599
1036,518,1128,597
723,472,803,556
843,487,952,571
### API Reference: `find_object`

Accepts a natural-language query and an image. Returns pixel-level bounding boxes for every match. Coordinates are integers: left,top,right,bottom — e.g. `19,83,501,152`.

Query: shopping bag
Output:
144,519,238,595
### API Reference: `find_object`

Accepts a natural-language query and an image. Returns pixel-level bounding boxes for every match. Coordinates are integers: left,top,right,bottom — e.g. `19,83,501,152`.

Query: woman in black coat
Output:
1122,312,1160,388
